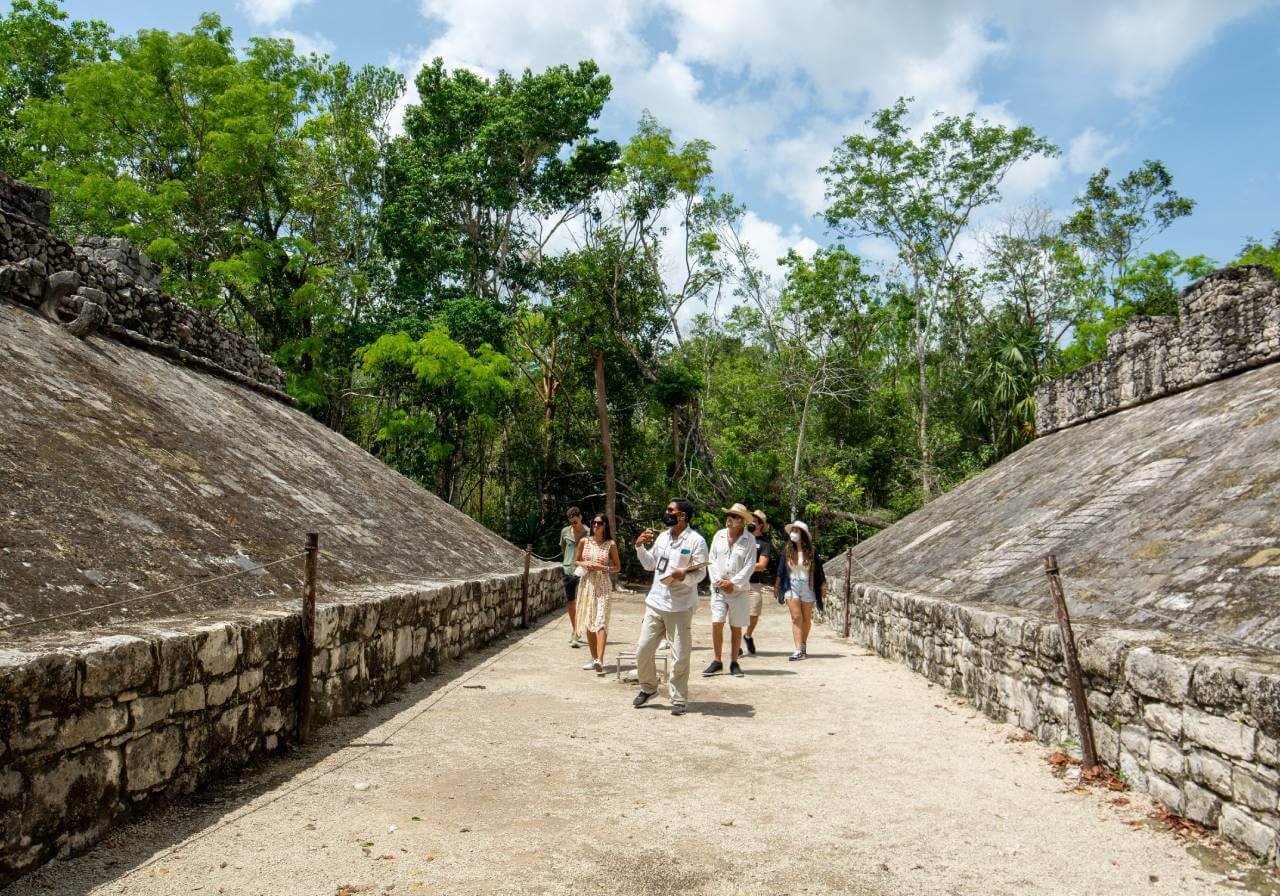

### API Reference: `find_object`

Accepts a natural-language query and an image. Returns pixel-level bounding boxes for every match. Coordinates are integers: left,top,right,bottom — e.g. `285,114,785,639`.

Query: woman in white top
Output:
774,521,827,661
573,514,622,673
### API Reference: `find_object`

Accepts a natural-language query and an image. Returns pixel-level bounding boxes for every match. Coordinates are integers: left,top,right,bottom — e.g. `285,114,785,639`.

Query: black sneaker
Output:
743,635,756,656
730,661,744,677
633,690,655,708
670,703,687,716
702,660,723,676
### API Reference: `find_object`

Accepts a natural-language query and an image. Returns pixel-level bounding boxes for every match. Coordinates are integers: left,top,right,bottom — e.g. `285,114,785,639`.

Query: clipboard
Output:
660,561,706,586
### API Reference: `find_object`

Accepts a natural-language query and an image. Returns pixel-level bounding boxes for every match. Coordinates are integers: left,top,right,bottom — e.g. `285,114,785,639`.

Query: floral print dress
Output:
574,538,614,633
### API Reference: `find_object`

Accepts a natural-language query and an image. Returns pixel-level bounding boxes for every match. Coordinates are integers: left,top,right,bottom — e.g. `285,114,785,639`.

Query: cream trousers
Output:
635,605,694,705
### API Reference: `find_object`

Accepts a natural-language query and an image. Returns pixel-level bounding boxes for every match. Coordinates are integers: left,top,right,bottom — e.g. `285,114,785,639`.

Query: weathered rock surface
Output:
831,359,1280,648
0,302,543,635
826,270,1280,860
1036,265,1280,434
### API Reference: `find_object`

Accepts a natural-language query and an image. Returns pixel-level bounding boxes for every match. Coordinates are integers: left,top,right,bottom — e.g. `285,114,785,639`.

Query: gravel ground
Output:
10,591,1277,896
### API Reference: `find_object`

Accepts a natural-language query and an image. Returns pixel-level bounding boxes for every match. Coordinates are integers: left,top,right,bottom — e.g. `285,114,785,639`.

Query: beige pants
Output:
636,605,694,705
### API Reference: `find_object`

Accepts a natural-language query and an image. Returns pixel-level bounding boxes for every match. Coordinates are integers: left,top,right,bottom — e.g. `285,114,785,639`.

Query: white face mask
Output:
789,530,802,543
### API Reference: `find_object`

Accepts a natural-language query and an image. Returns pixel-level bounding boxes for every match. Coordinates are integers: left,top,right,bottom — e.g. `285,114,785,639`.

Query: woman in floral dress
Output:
573,514,621,673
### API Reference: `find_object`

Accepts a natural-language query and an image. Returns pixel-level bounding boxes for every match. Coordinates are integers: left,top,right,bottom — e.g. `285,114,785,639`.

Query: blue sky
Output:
65,1,1280,279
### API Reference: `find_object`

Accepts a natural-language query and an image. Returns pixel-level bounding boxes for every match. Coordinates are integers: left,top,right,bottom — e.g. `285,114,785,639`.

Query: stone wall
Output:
0,173,51,226
0,173,287,397
0,567,562,885
825,579,1280,859
1035,265,1280,434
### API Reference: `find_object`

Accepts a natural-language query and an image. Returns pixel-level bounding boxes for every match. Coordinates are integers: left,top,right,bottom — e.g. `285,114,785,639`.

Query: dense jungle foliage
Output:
5,2,1277,563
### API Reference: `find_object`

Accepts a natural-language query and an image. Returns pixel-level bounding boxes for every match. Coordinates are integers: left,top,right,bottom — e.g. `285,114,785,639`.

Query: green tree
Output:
0,0,112,173
821,98,1056,499
357,327,514,503
20,15,405,420
981,203,1095,369
1233,231,1280,278
1064,159,1195,304
1058,250,1216,371
378,58,617,335
772,247,882,519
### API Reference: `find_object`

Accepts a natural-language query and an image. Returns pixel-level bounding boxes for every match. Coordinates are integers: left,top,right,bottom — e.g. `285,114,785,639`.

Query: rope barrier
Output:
839,552,1276,654
0,553,307,633
317,547,554,585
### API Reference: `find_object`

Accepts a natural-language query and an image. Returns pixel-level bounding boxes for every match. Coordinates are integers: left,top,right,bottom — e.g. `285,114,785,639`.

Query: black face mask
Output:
748,523,758,533
663,511,679,527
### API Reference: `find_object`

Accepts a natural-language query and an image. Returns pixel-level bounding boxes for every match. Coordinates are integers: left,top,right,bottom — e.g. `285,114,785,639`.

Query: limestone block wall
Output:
826,579,1280,859
0,173,287,395
0,173,51,227
0,567,562,885
1035,265,1280,434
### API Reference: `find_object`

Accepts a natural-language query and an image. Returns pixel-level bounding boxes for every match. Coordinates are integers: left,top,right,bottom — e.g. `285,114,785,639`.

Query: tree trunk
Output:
827,510,891,530
538,397,557,528
789,387,813,522
914,290,934,500
671,407,682,480
476,435,485,525
593,350,618,541
502,423,512,539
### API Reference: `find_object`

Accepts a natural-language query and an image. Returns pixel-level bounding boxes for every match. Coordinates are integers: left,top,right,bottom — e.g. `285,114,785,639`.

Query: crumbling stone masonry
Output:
0,569,562,885
1035,265,1280,434
825,584,1280,859
0,172,288,400
829,265,1280,859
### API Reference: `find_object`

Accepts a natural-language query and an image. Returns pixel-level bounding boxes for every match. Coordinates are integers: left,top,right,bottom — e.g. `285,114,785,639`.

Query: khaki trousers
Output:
636,605,694,705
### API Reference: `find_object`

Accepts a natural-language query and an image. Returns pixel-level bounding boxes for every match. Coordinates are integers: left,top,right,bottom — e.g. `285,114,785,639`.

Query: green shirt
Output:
560,524,585,573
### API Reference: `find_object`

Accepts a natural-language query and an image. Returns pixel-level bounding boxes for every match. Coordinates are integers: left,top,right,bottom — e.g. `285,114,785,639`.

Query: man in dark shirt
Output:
742,509,774,657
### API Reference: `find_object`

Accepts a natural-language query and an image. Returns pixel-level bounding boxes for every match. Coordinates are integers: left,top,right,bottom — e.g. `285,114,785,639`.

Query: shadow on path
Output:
690,701,755,718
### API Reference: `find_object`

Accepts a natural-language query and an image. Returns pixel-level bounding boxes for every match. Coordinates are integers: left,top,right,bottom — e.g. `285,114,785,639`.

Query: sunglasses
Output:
591,519,606,527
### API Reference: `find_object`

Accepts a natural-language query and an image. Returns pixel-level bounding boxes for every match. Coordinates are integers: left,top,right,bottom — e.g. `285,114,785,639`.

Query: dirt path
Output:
11,591,1274,896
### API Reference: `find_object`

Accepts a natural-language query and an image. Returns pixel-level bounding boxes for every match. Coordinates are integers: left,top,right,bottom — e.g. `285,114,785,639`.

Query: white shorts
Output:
710,590,750,628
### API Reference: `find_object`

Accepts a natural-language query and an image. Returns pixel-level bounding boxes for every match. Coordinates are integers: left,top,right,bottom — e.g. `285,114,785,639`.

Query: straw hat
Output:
784,520,812,539
751,508,768,524
722,502,753,523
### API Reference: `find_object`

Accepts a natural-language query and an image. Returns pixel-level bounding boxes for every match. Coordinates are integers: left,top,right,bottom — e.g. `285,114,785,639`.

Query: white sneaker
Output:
570,636,581,648
658,639,670,650
582,660,598,670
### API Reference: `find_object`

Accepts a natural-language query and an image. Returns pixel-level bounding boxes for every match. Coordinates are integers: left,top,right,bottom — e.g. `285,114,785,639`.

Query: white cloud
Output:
737,211,819,280
1067,127,1124,175
271,29,335,58
240,0,313,27
416,0,652,75
387,0,1272,253
1083,0,1269,98
1004,154,1065,198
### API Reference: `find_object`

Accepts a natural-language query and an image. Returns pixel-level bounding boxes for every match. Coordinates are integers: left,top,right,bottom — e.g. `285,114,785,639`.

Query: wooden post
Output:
842,546,854,639
1043,554,1098,770
297,532,318,744
520,544,532,629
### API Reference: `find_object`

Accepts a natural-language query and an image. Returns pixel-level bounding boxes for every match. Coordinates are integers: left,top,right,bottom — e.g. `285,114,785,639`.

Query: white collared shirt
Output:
636,526,708,613
707,527,757,596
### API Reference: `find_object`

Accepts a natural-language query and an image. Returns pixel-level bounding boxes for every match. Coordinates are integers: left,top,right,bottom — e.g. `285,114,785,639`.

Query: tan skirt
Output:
574,571,613,633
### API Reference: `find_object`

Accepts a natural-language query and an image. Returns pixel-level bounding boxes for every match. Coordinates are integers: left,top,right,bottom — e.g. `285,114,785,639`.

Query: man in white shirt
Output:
703,503,758,678
632,497,708,716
